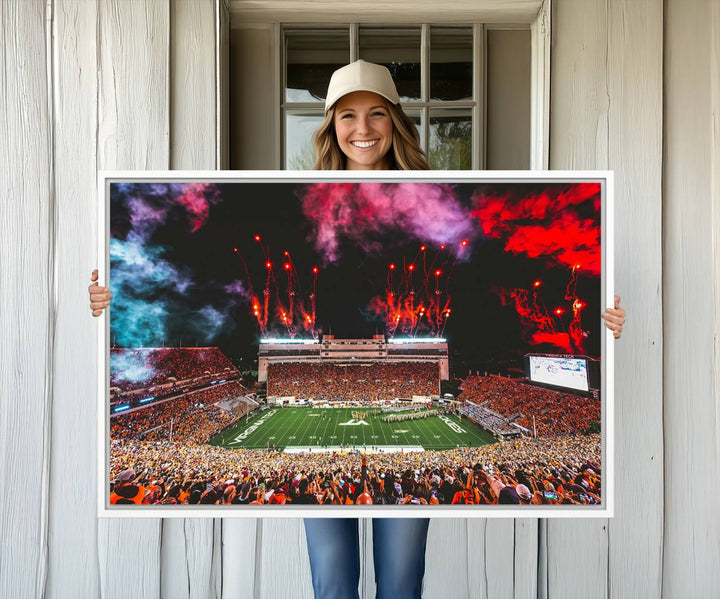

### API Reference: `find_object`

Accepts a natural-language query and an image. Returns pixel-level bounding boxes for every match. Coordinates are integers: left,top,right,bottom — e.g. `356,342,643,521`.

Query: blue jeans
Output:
303,517,430,599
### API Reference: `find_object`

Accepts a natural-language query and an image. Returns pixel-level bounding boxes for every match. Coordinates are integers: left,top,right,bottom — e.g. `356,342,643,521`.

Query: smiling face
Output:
333,91,394,170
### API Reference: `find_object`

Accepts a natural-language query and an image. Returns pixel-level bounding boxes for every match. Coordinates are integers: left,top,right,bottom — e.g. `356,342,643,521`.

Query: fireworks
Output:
496,265,589,354
234,236,462,340
233,234,320,338
367,241,460,338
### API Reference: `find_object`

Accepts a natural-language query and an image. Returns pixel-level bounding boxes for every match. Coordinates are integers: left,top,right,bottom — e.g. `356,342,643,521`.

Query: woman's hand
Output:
88,269,112,316
601,295,626,339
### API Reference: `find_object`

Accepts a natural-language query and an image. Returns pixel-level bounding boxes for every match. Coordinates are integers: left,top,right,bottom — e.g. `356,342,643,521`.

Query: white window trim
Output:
530,0,551,169
228,1,544,25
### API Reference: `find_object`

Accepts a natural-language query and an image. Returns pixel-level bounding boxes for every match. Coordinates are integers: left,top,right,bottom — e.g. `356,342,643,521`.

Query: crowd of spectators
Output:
460,375,600,436
111,347,239,393
109,434,601,506
111,381,249,442
459,402,521,439
267,361,438,402
142,398,256,445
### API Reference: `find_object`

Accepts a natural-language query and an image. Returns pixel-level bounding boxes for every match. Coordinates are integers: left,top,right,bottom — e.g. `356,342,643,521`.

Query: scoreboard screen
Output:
526,355,591,392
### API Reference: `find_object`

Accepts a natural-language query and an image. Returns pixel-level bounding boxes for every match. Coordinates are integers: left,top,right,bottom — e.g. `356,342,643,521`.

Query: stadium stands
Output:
108,348,603,508
460,375,600,436
458,401,522,440
267,361,438,402
111,381,252,442
110,347,239,394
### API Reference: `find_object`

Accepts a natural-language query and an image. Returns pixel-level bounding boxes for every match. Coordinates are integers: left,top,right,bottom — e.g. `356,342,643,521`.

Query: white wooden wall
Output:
1,0,718,597
662,1,720,595
549,1,664,596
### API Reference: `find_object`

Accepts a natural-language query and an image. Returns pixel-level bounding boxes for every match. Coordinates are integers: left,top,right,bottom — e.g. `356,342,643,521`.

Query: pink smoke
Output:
177,183,222,232
298,183,476,262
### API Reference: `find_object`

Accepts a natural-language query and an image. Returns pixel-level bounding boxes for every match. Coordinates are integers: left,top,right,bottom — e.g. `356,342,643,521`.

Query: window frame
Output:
281,23,486,170
262,0,551,171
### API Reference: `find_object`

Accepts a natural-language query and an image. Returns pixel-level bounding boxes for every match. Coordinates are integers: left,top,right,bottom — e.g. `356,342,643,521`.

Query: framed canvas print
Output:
97,171,614,518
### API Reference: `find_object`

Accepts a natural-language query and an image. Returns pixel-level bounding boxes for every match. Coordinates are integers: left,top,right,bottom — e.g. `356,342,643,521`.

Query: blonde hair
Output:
312,100,430,171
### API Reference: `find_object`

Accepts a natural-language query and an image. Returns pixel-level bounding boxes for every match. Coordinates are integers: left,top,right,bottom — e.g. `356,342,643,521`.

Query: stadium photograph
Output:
104,175,606,513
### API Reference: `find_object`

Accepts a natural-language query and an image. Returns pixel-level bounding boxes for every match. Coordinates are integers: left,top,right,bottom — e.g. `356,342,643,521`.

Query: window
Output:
229,23,532,170
283,25,479,170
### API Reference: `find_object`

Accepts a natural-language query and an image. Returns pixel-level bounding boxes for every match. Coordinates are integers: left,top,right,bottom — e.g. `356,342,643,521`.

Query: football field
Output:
208,407,496,451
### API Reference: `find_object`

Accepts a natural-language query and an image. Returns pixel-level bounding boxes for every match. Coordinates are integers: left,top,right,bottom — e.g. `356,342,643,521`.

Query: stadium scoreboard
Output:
524,353,599,394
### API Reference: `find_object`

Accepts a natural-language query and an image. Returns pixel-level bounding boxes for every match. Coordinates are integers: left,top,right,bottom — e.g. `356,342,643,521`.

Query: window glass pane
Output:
430,27,473,101
486,30,530,169
285,112,324,169
429,109,472,170
359,28,421,102
286,30,349,103
402,109,423,148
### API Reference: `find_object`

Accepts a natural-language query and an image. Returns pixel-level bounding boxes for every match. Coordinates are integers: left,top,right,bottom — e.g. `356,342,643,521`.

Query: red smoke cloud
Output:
531,331,573,352
472,183,601,275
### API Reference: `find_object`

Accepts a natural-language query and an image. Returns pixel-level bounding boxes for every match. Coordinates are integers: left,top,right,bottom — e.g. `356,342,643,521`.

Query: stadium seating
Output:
110,347,239,393
267,361,438,402
460,375,600,436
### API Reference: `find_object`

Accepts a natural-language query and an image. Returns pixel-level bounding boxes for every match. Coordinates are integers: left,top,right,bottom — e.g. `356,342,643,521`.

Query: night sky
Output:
109,180,602,378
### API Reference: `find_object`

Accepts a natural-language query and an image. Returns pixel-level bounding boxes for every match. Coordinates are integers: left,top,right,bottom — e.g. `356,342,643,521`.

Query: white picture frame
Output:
97,170,614,518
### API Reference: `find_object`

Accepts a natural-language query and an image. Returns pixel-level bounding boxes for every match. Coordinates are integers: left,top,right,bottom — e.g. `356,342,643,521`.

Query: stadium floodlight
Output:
389,337,447,344
259,338,320,345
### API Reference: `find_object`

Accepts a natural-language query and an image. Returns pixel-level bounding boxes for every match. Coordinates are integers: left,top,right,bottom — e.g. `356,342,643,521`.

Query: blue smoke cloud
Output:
110,183,225,350
195,306,227,342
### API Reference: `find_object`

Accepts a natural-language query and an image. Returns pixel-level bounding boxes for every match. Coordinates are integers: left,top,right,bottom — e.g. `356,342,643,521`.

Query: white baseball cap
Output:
324,60,400,112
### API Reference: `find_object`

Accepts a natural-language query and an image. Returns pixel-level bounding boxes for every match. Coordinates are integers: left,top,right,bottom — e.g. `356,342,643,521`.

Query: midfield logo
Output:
339,418,370,426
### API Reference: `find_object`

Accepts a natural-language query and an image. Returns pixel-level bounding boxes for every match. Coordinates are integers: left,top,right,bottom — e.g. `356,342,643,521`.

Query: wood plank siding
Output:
1,0,718,597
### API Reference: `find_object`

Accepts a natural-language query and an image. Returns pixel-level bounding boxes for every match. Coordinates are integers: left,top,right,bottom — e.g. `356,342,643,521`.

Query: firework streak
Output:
233,235,319,338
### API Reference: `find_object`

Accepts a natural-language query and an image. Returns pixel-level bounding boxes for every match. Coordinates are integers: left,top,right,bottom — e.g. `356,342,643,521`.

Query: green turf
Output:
208,407,497,451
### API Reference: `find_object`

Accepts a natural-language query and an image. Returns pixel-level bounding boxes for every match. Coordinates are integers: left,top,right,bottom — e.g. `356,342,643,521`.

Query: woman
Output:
290,60,433,599
89,60,626,599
